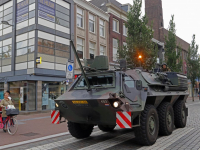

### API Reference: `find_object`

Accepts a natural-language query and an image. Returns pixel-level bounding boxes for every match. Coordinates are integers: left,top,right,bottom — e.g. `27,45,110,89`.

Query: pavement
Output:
0,97,200,150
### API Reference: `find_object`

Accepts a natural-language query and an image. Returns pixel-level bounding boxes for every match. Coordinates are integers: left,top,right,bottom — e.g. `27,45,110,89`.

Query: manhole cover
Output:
21,132,39,137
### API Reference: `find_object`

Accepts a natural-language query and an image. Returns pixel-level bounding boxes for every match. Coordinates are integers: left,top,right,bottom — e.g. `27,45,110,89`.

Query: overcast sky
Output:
88,0,200,52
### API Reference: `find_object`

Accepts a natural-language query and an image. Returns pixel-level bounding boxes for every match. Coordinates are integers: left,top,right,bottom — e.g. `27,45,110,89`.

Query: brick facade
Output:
145,0,190,74
109,13,127,62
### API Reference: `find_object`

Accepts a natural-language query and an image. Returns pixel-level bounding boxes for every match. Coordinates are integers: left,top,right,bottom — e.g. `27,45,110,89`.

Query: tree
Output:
164,15,182,72
117,0,158,69
186,34,199,101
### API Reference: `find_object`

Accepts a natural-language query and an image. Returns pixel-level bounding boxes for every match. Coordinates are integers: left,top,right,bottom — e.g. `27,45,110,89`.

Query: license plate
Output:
72,100,88,104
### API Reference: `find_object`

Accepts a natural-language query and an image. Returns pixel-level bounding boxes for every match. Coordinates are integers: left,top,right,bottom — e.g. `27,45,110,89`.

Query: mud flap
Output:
51,110,60,124
116,111,132,128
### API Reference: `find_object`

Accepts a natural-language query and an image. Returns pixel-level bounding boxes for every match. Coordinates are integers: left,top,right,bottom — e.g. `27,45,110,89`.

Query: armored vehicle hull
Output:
54,68,188,146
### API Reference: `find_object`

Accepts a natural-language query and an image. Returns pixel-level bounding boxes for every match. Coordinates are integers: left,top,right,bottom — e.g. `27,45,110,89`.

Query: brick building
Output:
73,0,110,74
145,0,189,74
90,0,129,67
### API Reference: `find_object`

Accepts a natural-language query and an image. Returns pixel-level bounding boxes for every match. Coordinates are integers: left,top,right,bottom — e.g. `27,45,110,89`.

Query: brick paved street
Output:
1,97,200,150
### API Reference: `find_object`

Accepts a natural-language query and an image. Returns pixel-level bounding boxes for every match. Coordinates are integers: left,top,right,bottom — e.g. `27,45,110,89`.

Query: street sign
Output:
66,60,74,79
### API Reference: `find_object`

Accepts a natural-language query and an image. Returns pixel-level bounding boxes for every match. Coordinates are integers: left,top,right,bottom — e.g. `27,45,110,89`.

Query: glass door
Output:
27,82,36,111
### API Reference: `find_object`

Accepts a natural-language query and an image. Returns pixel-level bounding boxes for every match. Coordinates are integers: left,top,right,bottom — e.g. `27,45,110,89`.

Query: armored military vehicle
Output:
54,41,188,146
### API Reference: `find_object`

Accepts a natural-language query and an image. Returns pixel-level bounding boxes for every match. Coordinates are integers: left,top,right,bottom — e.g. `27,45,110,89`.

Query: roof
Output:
89,0,123,12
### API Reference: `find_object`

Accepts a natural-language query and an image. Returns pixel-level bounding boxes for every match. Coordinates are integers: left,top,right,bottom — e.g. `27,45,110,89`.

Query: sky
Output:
88,0,200,52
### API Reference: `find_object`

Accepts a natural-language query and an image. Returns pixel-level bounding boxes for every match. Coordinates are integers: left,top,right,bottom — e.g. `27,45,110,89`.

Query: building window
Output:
113,19,119,32
123,42,127,47
77,7,83,28
89,14,95,33
0,1,13,36
77,37,84,59
89,42,95,59
113,38,118,61
100,45,106,55
123,24,127,36
100,19,105,37
37,38,69,57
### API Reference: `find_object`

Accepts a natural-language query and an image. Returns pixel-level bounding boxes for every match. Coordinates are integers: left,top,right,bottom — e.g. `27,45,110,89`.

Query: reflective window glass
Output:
3,45,12,53
55,43,69,51
38,38,55,48
55,18,69,28
3,13,12,21
56,11,69,21
0,12,3,18
17,40,28,49
29,38,35,46
38,46,54,55
29,10,35,19
56,4,69,15
28,46,34,53
16,47,28,56
29,0,35,4
2,52,11,59
55,50,69,58
4,7,12,16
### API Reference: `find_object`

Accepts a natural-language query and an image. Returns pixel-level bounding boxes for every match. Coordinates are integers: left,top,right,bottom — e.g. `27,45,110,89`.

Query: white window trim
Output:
77,7,84,29
113,19,119,33
89,13,95,33
113,38,118,61
89,41,95,58
77,37,84,59
123,23,127,36
100,45,106,56
99,19,105,38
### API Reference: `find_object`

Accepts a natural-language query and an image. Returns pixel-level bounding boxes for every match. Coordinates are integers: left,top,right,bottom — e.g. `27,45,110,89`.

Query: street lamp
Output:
1,21,13,26
138,55,142,67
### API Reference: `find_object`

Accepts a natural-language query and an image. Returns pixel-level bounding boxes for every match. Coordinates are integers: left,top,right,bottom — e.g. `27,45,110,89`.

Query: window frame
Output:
77,37,84,59
100,45,106,56
113,19,119,33
113,38,118,61
89,13,95,33
99,19,105,37
89,41,95,59
77,7,84,28
123,23,127,36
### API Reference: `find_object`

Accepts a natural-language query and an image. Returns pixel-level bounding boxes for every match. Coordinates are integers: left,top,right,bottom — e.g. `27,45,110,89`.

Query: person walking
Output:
0,92,14,132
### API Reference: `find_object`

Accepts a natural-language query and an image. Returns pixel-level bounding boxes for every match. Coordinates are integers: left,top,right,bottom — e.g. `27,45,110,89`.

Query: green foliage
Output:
117,0,158,69
164,15,182,72
186,34,199,100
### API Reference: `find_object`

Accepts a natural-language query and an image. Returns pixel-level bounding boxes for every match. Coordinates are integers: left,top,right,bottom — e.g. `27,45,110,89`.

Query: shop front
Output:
42,82,67,110
9,81,36,111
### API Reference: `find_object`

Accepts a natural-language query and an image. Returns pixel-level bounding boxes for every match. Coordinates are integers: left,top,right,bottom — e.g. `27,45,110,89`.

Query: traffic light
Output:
36,57,42,64
138,55,142,59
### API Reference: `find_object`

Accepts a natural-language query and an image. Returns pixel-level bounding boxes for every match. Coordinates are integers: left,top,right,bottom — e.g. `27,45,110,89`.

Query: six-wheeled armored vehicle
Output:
53,41,188,146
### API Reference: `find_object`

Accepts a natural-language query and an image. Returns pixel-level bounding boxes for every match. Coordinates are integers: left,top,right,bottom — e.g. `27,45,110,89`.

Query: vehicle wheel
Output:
157,102,174,135
7,118,18,135
68,121,94,139
173,100,187,128
134,105,159,146
98,125,116,132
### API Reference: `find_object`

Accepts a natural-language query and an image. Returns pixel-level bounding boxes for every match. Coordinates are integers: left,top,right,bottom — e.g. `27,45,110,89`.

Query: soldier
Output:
161,63,171,72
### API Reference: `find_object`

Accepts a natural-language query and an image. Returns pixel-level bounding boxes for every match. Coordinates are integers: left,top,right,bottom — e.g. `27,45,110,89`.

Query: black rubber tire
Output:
134,105,159,146
157,102,174,136
98,125,116,132
68,121,94,139
174,100,187,128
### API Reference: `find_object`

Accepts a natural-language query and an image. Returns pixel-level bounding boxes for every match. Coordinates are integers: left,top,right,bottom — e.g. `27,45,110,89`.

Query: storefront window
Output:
9,81,36,111
42,82,66,110
0,83,4,100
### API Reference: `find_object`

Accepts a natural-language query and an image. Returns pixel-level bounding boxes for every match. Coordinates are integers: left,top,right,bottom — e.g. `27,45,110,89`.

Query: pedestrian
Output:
6,90,11,101
0,92,14,132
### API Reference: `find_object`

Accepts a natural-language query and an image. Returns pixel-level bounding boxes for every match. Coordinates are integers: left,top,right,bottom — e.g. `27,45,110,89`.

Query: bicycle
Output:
0,107,18,135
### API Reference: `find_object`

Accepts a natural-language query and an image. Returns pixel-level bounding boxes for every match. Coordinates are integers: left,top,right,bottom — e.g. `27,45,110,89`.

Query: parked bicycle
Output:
0,106,19,135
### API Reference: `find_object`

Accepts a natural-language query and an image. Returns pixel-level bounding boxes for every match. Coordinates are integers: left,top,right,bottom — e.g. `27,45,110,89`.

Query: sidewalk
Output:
0,112,68,146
